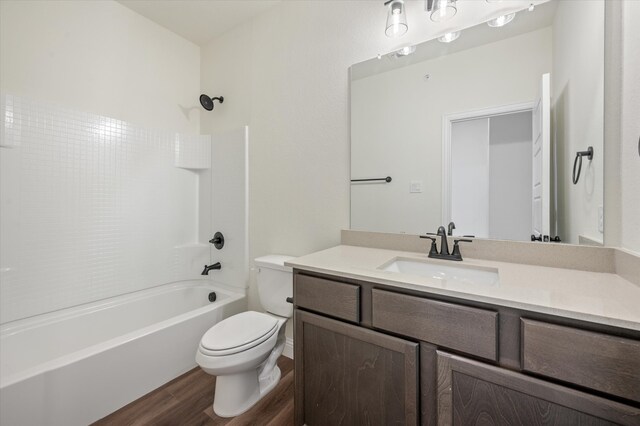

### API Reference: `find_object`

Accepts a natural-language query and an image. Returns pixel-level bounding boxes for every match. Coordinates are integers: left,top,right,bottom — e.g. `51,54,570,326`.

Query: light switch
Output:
410,181,423,193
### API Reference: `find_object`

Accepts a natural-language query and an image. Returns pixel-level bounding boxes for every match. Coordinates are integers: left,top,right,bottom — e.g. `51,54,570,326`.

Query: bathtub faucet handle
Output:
201,262,222,275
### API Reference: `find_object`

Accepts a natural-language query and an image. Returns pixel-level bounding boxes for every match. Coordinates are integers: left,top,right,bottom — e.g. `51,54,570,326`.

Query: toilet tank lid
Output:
254,255,296,272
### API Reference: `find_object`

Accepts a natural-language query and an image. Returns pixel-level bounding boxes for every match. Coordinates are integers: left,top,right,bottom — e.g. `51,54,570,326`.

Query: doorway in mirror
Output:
444,74,551,242
448,108,534,241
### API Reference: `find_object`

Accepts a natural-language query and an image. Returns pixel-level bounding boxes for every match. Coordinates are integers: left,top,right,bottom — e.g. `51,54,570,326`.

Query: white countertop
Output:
285,245,640,331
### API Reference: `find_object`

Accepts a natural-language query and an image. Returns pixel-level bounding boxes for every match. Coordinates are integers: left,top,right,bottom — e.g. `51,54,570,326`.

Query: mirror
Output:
350,0,604,245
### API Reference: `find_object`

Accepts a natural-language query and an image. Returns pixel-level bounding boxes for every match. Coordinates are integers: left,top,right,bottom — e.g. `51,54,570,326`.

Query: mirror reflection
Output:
350,0,604,245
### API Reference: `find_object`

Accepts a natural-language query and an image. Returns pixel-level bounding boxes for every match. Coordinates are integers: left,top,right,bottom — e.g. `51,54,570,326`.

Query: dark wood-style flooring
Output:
93,356,294,426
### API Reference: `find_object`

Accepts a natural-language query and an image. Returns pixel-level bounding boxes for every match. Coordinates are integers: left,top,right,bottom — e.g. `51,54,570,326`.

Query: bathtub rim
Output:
0,279,246,389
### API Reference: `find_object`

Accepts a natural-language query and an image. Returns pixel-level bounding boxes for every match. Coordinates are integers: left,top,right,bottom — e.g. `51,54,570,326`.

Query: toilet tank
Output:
255,255,295,318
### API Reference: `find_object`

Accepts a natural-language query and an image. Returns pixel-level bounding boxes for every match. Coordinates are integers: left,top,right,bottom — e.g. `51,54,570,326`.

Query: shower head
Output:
199,94,224,111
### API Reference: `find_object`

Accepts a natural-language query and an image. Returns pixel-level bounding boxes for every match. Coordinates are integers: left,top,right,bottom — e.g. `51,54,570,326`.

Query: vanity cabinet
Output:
436,352,637,425
295,274,360,323
293,271,640,426
372,289,498,361
294,310,419,425
521,319,640,402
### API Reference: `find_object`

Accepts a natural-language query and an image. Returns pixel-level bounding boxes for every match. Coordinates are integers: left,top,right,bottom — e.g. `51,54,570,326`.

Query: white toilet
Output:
196,255,295,418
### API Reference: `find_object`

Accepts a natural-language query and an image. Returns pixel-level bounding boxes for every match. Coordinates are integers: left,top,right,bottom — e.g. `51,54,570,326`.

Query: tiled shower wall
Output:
0,94,211,324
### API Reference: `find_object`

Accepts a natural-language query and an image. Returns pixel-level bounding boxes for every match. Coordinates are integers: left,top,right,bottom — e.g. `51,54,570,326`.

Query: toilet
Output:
196,255,295,418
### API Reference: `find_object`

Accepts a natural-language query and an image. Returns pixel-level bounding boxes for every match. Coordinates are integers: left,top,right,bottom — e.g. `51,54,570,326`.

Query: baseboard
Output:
283,337,294,359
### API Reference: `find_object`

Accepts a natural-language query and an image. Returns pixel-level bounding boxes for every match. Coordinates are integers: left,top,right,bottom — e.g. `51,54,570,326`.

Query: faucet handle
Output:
420,235,439,256
454,239,473,244
451,239,472,260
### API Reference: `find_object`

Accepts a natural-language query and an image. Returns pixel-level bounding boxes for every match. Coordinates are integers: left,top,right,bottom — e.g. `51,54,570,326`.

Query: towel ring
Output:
572,146,593,185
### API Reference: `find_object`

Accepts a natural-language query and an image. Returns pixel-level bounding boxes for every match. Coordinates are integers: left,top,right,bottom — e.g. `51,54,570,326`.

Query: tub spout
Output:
201,262,221,275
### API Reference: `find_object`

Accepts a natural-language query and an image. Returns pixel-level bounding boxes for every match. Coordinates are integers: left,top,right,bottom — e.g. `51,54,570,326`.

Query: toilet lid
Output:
200,311,279,353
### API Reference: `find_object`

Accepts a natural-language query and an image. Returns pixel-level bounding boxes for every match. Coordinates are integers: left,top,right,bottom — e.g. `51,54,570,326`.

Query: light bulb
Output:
395,45,416,56
438,31,460,43
487,12,516,27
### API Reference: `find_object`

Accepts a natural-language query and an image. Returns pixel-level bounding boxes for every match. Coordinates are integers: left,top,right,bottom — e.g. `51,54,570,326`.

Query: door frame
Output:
441,101,536,226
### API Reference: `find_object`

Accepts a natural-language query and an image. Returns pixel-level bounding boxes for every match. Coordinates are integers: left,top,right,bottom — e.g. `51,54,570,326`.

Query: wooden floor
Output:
94,356,294,426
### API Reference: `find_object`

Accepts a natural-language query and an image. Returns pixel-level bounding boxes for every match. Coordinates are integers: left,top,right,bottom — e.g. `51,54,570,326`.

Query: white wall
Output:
208,127,249,289
603,0,640,255
552,0,605,245
0,0,200,134
620,0,640,254
351,28,551,234
0,0,202,323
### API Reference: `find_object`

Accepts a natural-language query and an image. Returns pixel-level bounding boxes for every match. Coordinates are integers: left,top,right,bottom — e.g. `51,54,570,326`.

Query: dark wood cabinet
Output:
521,319,640,402
293,270,640,426
372,289,499,361
294,274,361,323
294,310,419,426
436,351,639,425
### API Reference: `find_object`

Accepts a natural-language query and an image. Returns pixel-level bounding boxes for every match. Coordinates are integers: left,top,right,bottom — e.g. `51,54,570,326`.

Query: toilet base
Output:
212,366,282,418
259,363,282,399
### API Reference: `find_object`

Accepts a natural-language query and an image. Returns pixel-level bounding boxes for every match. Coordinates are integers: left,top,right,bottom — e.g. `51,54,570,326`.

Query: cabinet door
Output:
295,309,419,426
436,351,640,426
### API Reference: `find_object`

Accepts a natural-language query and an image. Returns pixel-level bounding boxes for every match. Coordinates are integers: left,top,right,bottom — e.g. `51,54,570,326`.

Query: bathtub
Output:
0,280,246,426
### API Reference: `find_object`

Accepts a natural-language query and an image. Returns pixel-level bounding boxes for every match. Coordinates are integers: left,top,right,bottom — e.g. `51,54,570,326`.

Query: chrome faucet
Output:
420,226,472,261
201,262,221,275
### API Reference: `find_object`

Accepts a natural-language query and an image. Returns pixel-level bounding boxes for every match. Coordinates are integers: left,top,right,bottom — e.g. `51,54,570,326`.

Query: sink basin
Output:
380,258,499,286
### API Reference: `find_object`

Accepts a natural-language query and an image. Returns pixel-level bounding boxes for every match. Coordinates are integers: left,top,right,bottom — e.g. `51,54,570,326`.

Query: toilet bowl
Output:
196,255,294,418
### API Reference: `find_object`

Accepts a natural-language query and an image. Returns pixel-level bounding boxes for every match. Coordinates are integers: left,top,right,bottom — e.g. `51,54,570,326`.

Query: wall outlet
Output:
598,205,604,233
410,181,423,193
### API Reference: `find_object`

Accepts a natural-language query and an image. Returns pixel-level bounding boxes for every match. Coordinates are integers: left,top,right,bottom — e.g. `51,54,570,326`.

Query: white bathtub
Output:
0,280,246,426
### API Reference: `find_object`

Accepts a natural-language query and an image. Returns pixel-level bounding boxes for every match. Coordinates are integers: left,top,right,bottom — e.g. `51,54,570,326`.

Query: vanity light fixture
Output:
426,0,457,23
385,0,408,38
438,31,460,43
487,12,516,27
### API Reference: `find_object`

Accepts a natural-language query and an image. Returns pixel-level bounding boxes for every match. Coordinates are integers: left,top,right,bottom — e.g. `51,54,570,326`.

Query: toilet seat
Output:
199,311,279,357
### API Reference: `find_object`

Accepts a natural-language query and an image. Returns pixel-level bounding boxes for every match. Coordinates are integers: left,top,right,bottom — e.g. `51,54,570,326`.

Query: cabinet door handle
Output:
286,297,293,304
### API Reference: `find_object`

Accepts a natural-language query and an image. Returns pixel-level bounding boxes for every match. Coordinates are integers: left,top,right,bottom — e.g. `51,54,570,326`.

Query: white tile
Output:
0,94,225,324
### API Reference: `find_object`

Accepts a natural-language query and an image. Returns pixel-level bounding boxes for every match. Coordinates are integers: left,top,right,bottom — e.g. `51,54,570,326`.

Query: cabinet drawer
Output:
372,289,498,361
522,319,640,403
294,274,360,322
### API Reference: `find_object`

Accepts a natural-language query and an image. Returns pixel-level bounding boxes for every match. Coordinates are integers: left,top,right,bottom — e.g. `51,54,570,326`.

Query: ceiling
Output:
117,0,280,46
